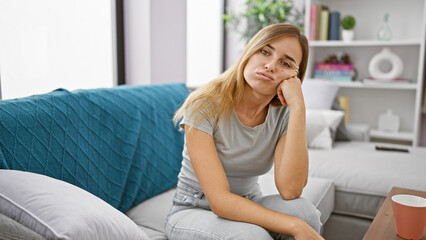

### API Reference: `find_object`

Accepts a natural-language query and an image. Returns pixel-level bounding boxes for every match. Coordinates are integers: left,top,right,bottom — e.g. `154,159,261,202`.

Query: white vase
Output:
368,48,404,80
342,30,354,42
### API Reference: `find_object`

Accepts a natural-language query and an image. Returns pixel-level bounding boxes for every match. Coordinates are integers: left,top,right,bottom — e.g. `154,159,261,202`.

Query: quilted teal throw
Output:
0,83,188,212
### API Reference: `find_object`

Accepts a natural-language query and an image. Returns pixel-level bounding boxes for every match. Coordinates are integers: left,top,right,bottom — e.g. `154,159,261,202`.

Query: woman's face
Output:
243,36,303,98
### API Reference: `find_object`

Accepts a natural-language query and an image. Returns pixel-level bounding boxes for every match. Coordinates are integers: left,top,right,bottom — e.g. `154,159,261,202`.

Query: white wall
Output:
124,0,186,85
0,0,115,100
186,0,223,88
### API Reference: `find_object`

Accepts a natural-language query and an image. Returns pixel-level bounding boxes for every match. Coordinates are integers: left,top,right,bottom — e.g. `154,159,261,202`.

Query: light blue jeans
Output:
165,182,322,240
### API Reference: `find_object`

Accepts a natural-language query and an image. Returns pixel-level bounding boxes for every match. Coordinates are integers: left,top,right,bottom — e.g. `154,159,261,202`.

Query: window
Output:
0,0,115,100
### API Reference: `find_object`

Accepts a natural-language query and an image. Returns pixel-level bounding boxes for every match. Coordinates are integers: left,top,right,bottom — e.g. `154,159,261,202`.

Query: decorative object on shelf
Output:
223,0,303,42
368,48,403,80
341,15,356,42
377,13,392,41
338,96,350,124
378,109,400,132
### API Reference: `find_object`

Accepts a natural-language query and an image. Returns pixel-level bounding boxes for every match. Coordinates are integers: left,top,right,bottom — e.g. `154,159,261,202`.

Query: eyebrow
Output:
266,44,298,65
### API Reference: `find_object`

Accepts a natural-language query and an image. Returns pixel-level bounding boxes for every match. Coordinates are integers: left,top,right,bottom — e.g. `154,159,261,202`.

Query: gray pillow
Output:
0,170,149,240
306,109,344,149
302,79,339,110
331,97,351,142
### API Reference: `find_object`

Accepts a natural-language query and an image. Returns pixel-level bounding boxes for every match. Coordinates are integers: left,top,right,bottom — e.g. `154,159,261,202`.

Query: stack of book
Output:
314,63,353,82
309,5,340,41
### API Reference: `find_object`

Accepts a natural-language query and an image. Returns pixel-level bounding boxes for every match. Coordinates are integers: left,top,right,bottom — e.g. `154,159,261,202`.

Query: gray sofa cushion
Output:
0,213,46,240
127,187,176,240
308,141,426,219
129,174,335,240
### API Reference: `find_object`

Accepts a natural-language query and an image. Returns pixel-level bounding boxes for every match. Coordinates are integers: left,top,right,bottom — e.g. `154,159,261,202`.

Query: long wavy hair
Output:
174,23,309,126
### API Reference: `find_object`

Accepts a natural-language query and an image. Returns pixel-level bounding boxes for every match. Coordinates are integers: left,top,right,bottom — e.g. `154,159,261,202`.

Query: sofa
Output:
299,79,426,240
0,83,335,240
1,82,425,240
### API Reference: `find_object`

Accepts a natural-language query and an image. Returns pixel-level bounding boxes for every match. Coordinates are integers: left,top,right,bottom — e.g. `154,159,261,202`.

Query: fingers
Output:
278,94,287,105
276,86,287,105
283,71,299,82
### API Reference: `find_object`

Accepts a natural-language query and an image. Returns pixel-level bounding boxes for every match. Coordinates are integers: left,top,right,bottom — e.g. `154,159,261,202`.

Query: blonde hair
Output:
174,23,309,126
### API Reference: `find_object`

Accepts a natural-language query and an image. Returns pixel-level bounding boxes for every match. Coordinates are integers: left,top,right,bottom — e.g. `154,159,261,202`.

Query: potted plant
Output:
223,0,304,43
341,15,356,42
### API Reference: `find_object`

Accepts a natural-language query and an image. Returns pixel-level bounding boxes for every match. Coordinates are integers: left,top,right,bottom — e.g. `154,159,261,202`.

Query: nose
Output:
264,61,275,72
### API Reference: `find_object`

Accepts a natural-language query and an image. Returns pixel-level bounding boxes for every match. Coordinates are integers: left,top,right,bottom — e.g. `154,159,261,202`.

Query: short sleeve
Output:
279,106,290,137
179,106,215,136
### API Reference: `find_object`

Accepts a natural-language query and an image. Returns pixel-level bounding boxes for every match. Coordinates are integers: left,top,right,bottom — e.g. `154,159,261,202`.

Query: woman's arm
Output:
274,77,309,200
184,125,320,239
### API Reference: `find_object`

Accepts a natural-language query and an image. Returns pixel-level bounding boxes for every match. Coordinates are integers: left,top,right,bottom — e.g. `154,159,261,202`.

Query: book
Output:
315,6,327,40
319,8,329,41
329,11,340,40
309,5,317,41
315,5,322,40
314,63,353,82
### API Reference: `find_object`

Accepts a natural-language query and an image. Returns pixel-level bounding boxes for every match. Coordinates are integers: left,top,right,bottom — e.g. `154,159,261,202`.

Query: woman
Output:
166,23,323,240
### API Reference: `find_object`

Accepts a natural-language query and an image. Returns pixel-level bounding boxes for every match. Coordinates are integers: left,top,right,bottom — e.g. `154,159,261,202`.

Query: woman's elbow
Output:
279,190,302,200
208,195,230,217
210,203,222,216
277,185,303,200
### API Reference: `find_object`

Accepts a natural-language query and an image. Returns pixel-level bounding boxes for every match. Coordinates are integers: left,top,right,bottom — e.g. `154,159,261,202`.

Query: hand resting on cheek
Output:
277,72,304,107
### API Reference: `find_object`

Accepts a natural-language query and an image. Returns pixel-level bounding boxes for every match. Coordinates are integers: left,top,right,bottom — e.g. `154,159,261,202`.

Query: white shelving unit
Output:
304,0,426,146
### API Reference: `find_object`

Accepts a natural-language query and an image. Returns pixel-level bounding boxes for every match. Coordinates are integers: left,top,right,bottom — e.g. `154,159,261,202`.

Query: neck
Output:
234,84,274,127
236,83,274,116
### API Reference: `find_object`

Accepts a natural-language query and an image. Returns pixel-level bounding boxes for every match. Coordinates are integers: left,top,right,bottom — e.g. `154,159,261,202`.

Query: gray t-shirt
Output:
178,105,290,196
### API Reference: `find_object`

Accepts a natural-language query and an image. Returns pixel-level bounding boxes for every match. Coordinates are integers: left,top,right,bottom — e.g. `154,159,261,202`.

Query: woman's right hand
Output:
292,219,325,240
276,75,304,108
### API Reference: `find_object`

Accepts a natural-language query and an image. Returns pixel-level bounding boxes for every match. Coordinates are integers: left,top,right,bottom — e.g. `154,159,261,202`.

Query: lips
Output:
256,71,274,81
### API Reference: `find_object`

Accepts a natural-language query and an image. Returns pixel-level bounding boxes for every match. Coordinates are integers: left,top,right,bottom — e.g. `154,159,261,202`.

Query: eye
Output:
260,49,269,56
280,61,291,68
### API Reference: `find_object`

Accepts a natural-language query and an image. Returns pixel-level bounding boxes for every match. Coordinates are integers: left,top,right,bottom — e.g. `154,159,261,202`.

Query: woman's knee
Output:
166,207,274,240
287,197,322,232
255,195,322,232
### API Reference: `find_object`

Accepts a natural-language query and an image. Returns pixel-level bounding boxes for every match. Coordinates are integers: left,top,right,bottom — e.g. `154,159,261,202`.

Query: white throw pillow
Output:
0,170,149,240
306,109,344,149
302,79,339,110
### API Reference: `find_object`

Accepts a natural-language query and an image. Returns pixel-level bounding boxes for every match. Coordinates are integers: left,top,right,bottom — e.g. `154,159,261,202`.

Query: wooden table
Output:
363,187,426,240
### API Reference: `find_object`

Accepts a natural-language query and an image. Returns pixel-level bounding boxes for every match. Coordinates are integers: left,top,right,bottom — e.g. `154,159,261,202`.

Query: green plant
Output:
223,0,304,42
341,15,356,30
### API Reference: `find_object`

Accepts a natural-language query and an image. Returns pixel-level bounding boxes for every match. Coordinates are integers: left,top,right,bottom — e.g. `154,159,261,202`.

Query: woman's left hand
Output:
277,76,304,108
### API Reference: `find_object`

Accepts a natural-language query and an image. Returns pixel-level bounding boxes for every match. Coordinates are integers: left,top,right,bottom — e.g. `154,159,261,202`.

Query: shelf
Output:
370,129,414,141
336,82,418,90
309,40,422,47
305,0,425,146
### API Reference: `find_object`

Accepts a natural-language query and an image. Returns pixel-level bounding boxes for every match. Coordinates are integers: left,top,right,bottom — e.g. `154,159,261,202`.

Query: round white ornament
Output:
368,48,403,80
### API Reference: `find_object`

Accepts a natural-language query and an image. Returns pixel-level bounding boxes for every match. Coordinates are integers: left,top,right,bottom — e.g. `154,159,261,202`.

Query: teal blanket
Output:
0,83,188,212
